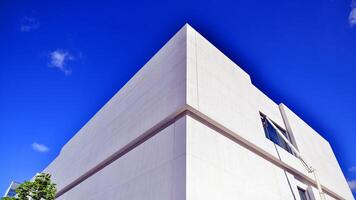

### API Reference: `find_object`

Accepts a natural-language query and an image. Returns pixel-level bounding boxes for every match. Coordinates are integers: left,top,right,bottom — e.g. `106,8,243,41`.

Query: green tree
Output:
2,173,56,200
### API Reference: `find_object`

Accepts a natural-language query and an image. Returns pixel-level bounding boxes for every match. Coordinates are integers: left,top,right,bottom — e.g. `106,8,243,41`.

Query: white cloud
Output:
32,142,49,153
349,8,356,27
348,180,356,191
20,17,40,32
349,166,356,172
49,50,74,75
350,1,356,27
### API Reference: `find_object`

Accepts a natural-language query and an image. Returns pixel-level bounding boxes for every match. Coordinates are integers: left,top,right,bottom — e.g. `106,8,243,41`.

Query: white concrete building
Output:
43,24,354,200
3,181,20,198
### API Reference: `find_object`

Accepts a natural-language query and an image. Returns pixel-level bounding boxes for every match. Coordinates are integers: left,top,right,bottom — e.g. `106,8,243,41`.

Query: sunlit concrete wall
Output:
185,25,353,200
280,104,352,199
56,117,186,200
44,24,353,200
44,25,188,190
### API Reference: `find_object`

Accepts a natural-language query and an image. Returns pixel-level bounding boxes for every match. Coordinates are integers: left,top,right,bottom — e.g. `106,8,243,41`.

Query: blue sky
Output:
1,0,355,197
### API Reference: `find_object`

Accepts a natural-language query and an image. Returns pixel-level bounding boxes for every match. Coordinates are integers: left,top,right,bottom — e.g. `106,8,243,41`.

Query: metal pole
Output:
265,117,326,200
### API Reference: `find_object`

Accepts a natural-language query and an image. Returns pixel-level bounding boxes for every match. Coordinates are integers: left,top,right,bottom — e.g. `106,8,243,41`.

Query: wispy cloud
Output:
349,1,356,27
49,50,75,75
349,166,356,172
20,17,40,32
32,142,49,153
349,8,356,27
348,180,356,191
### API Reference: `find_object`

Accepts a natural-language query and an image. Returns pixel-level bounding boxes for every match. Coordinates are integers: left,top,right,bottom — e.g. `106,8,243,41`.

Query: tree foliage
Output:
2,173,56,200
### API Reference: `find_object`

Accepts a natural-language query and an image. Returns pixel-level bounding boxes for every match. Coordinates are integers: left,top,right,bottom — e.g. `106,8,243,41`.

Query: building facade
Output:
43,24,354,200
3,181,19,198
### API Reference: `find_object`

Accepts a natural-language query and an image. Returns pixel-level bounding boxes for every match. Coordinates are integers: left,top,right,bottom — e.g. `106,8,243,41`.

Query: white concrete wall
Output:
186,115,297,200
185,113,351,200
185,25,353,199
44,25,188,190
186,25,286,158
280,104,354,199
42,24,353,200
57,116,186,200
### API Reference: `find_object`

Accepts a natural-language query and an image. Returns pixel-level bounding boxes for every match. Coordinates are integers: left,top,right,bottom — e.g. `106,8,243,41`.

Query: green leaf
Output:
11,173,57,200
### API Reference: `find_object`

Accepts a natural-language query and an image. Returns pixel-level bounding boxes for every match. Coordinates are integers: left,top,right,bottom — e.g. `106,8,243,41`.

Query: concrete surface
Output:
43,24,354,200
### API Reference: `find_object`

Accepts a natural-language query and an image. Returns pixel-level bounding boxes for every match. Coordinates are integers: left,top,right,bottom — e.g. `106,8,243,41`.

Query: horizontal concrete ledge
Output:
55,107,187,198
185,105,345,200
55,105,345,200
